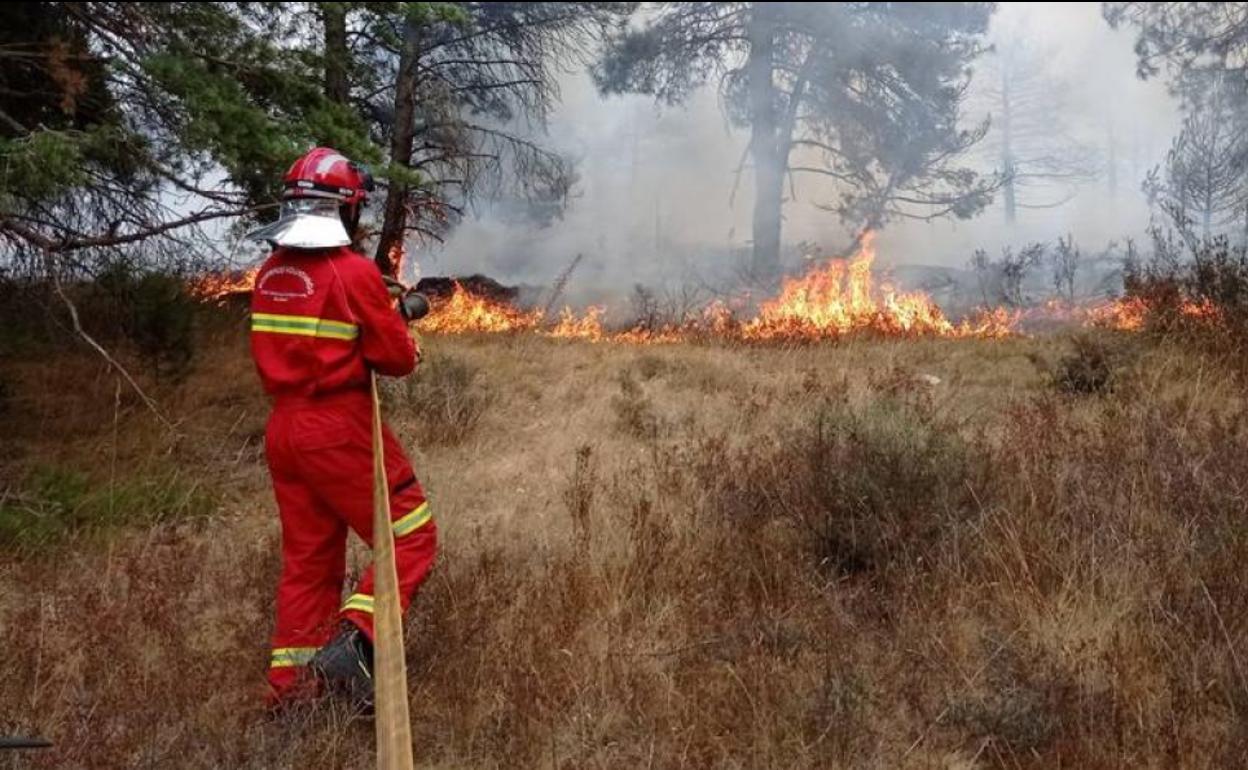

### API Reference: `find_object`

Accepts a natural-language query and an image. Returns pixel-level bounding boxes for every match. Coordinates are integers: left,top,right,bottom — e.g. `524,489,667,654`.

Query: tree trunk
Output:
747,3,782,278
1000,67,1017,225
374,20,420,279
323,3,349,106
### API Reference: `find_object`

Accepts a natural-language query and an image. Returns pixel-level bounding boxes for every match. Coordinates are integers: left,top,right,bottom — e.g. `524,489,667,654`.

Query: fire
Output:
955,306,1019,339
189,267,260,303
1086,296,1220,331
186,240,1235,346
553,301,743,345
420,281,542,334
1086,296,1149,331
387,242,406,281
547,306,606,341
740,232,999,340
611,325,686,345
1181,299,1221,322
418,234,1025,343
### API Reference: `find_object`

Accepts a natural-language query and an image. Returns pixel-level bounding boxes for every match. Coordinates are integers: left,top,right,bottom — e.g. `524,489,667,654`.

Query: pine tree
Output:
0,2,376,269
594,2,1000,277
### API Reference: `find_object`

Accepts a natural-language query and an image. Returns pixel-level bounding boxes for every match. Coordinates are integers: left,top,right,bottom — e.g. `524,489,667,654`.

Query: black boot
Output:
310,622,374,713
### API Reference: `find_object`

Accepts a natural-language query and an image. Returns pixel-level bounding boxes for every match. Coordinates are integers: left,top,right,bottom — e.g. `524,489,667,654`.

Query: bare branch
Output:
47,254,178,435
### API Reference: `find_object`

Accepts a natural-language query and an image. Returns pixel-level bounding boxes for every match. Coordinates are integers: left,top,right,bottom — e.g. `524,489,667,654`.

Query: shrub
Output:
634,353,669,381
128,272,195,374
563,444,596,549
1123,236,1248,358
1044,332,1122,395
712,390,972,578
0,463,215,549
92,261,196,377
611,370,664,440
391,352,493,446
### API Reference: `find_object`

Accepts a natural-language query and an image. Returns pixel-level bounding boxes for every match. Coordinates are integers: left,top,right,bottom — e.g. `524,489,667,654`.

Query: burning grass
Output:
417,280,544,334
740,232,1014,340
186,233,1029,344
188,266,260,303
416,234,1022,343
4,310,1248,767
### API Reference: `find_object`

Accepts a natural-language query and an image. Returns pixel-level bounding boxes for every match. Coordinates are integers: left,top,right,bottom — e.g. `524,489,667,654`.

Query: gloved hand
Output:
398,289,430,322
382,275,405,299
382,275,430,322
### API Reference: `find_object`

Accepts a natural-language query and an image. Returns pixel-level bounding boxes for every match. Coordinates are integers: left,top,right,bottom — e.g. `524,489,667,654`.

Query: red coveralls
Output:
249,245,437,702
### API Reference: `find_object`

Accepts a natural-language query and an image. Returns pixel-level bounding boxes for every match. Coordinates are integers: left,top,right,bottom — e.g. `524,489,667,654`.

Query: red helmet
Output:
283,147,374,205
247,148,376,249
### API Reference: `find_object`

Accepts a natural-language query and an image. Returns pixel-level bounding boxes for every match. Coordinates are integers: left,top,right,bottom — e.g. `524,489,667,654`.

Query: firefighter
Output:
247,147,436,709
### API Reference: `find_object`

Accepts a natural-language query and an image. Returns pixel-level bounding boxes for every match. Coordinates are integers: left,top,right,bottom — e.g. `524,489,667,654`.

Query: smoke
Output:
413,2,1181,294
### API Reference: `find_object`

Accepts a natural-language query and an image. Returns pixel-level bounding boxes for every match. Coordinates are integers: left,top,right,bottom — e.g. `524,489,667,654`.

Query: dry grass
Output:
3,313,1248,768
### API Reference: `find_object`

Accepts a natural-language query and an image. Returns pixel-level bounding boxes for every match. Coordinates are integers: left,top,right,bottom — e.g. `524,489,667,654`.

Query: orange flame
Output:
387,242,406,281
1085,296,1220,331
189,243,1234,345
954,306,1019,339
188,267,260,303
1085,296,1149,331
186,235,1030,342
547,305,606,341
417,234,1027,343
420,281,542,334
740,232,1001,340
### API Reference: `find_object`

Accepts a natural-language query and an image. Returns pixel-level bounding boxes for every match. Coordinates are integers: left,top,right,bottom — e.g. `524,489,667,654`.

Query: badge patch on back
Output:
257,266,316,301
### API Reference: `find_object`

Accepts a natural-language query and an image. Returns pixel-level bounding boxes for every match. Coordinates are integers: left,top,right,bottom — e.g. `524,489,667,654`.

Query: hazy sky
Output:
414,2,1180,288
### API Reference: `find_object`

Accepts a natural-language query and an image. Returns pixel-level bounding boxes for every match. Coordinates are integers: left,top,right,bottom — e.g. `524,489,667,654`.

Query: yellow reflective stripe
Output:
342,593,374,614
270,646,318,668
252,312,357,335
251,312,358,341
393,502,432,537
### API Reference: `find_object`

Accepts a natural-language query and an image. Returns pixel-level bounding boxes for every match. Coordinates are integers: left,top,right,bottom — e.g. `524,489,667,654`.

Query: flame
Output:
417,234,1025,343
420,281,542,334
1086,296,1149,331
547,305,606,341
1085,296,1220,331
179,235,1052,343
187,241,1234,346
954,306,1019,339
387,242,406,281
1181,298,1222,322
611,324,686,345
740,232,1000,340
561,298,743,344
189,267,260,303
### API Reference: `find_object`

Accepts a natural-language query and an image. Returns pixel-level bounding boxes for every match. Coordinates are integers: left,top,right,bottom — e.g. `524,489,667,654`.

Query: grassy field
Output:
3,310,1248,768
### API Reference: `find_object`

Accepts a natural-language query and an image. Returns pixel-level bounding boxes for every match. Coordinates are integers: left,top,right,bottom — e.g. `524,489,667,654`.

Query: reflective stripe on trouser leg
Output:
338,504,430,619
392,501,432,538
342,593,375,614
270,646,319,669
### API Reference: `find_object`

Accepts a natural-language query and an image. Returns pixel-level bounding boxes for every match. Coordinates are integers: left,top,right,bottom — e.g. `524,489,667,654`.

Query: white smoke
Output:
417,1,1181,293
